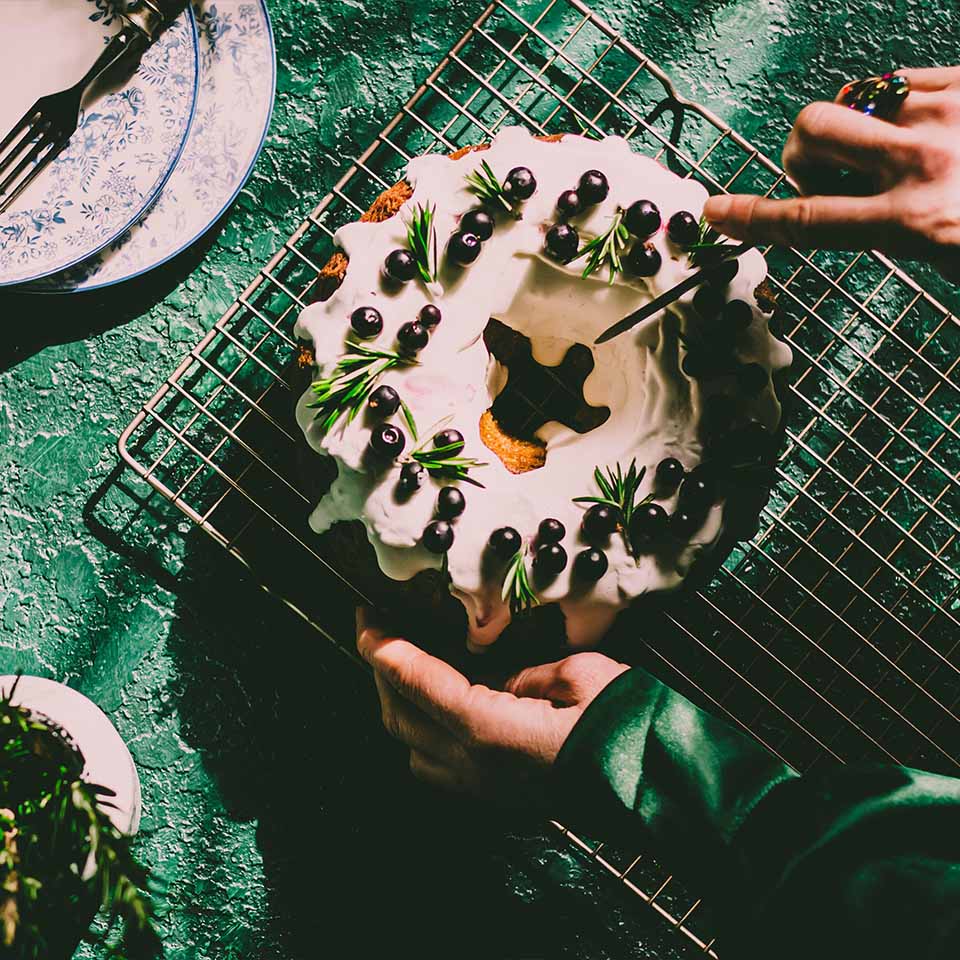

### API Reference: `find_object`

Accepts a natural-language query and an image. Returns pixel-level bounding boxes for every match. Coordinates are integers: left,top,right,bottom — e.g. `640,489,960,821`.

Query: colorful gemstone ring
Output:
837,72,910,121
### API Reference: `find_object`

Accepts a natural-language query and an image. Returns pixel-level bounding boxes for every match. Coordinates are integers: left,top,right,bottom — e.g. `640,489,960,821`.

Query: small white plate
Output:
29,0,276,293
0,0,199,287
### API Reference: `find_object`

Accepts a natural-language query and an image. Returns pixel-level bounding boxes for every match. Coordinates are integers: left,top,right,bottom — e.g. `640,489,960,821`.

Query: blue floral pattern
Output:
30,1,275,292
0,8,199,285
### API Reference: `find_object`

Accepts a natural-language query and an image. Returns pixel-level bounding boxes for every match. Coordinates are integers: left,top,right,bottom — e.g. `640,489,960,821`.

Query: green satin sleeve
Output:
553,668,960,959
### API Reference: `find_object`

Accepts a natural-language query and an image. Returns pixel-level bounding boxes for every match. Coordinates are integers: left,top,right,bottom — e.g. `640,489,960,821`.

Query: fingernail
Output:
703,195,732,225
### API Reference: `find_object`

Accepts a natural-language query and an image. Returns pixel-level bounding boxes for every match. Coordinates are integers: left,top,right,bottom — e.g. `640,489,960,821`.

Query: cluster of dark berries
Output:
397,303,443,355
680,286,767,391
544,169,610,263
350,303,443,357
626,459,720,551
418,430,468,554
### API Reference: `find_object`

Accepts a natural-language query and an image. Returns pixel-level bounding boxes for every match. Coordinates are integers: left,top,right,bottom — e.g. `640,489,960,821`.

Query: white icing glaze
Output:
295,128,791,651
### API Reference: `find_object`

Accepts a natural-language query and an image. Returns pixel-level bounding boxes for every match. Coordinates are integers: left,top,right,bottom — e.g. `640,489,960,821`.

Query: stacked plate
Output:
0,0,275,292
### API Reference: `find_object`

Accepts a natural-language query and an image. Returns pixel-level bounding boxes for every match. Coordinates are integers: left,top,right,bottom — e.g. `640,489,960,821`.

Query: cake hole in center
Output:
480,318,610,474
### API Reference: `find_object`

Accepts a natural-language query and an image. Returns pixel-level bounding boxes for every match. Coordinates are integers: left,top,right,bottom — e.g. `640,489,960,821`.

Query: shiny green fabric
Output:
554,668,960,959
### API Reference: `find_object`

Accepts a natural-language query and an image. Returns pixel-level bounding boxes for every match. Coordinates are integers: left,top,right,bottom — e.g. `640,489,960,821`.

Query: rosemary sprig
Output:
405,203,438,284
308,344,414,434
0,683,160,960
573,458,653,555
465,160,519,218
687,214,726,266
410,441,488,487
572,207,630,284
501,548,539,615
572,115,603,140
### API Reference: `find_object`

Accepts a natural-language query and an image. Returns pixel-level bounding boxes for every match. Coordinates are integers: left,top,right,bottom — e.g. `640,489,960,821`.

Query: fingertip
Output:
703,194,734,225
356,619,386,662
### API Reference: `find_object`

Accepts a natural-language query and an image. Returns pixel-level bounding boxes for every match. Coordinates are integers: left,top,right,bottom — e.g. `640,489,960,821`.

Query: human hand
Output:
703,67,960,280
356,608,629,804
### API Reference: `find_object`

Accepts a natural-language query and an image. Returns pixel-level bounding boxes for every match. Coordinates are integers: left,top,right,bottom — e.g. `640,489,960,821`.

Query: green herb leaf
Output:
572,208,631,285
574,458,648,555
308,346,413,434
405,203,438,284
501,548,539,615
465,160,520,218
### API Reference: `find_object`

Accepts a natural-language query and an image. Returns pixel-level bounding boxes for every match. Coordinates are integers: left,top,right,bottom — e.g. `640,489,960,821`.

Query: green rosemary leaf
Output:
310,348,411,433
576,459,648,555
574,209,630,283
406,203,438,284
400,399,419,441
465,160,519,217
501,548,539,614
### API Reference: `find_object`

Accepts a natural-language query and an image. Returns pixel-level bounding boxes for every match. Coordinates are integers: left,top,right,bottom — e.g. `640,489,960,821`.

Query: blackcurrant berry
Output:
368,384,400,417
655,457,685,490
538,518,566,543
545,223,579,262
625,243,662,277
350,306,383,339
423,520,454,553
728,419,776,464
722,299,753,334
629,503,668,547
447,231,482,266
679,466,718,512
624,199,661,237
693,284,725,320
700,394,739,448
369,423,406,459
489,526,521,558
397,320,429,353
460,209,494,241
504,166,537,200
384,249,418,281
433,429,464,454
709,257,740,285
681,350,710,380
556,189,582,217
582,503,618,541
670,507,706,538
419,303,442,328
398,461,425,491
574,548,608,582
667,210,699,247
534,542,568,575
436,486,466,519
737,363,768,395
577,169,609,205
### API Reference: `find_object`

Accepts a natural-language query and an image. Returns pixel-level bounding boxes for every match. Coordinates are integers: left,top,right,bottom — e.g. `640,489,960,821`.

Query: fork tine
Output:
0,134,67,215
0,103,41,159
0,117,53,181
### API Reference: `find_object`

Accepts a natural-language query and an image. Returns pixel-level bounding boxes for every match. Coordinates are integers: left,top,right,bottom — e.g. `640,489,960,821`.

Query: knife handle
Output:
123,0,192,43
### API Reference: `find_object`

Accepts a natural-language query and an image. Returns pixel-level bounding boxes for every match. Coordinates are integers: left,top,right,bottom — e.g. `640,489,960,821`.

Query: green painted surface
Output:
0,1,956,957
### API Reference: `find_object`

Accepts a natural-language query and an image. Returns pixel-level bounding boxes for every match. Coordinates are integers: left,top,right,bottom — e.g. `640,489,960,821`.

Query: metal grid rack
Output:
118,0,960,953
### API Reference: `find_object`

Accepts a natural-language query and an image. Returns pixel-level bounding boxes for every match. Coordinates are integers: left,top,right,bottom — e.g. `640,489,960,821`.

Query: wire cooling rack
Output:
118,0,960,953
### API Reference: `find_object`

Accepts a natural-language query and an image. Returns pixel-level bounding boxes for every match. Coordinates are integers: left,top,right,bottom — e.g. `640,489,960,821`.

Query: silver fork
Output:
0,0,189,216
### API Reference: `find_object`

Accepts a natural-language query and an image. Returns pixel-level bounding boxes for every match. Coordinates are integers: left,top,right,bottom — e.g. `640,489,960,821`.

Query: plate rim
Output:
0,5,202,288
35,0,277,295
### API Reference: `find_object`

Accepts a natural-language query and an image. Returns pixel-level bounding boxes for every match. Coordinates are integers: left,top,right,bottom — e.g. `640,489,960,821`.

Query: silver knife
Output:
594,242,753,345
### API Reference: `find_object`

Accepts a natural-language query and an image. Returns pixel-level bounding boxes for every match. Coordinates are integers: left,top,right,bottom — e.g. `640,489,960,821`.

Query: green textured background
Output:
0,1,956,957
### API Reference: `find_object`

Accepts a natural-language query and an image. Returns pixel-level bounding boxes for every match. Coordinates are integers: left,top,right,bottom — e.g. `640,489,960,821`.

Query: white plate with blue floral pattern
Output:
28,0,276,293
0,0,199,287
